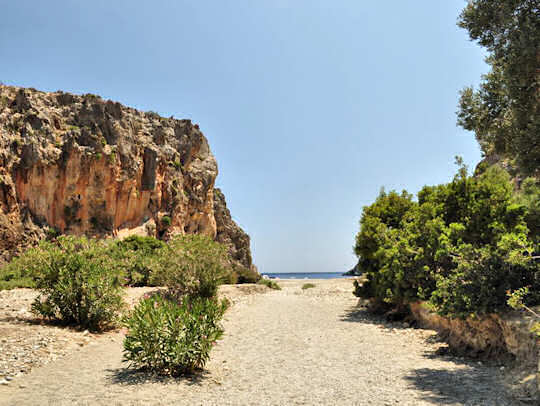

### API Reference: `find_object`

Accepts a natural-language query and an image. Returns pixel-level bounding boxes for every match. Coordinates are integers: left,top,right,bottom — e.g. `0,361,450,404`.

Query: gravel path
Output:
0,279,520,405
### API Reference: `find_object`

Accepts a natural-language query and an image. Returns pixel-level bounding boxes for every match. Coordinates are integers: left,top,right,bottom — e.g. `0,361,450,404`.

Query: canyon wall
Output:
0,85,255,271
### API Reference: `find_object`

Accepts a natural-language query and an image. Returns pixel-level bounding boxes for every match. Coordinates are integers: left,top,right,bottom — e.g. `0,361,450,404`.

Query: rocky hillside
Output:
0,85,255,271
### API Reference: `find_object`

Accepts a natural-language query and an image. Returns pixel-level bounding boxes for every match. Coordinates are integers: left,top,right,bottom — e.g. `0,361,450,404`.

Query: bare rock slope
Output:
0,85,254,270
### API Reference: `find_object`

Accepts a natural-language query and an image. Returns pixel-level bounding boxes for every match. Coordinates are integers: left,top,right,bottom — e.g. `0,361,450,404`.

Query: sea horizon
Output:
261,272,350,280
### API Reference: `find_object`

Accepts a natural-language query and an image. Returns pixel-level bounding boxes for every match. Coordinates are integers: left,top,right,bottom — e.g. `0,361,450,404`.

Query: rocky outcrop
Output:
213,188,254,271
0,85,256,270
343,260,362,276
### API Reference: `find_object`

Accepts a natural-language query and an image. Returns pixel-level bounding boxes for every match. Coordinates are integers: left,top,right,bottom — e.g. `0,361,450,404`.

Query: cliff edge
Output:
0,85,255,271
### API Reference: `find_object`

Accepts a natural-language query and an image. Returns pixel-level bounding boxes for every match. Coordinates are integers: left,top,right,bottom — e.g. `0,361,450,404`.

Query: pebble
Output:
0,379,8,385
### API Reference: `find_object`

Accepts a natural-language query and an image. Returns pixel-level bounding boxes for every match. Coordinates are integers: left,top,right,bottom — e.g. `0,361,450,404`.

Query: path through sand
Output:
0,279,518,405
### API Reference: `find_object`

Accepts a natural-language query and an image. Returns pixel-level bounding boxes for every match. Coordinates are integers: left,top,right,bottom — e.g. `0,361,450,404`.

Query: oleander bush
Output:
353,162,540,318
149,234,232,299
110,235,165,286
123,294,228,375
234,264,261,284
6,236,125,331
258,278,281,290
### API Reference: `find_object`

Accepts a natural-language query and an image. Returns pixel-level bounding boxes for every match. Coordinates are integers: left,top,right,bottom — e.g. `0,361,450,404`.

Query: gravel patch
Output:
0,280,524,405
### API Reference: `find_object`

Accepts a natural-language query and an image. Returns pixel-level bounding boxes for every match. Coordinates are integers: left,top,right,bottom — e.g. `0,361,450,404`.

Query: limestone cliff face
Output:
213,188,255,271
0,85,255,270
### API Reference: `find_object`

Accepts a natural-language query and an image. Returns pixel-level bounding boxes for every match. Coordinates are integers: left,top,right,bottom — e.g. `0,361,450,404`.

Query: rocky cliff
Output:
0,85,255,270
213,188,254,270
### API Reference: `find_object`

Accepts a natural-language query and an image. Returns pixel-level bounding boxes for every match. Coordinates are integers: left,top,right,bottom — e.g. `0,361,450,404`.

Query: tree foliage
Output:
457,0,539,175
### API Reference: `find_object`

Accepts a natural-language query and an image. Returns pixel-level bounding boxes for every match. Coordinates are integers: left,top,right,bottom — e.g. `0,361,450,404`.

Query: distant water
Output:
262,272,349,280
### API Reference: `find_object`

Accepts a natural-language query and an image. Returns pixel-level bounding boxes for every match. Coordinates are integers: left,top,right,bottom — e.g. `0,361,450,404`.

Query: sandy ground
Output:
0,279,523,405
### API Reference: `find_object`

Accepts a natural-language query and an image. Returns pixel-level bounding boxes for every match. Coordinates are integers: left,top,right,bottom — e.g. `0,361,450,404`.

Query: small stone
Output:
0,379,8,385
500,366,505,370
5,376,13,381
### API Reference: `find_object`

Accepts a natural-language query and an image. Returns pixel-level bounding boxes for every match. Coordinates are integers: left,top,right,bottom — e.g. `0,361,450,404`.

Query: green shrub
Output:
0,247,43,290
258,278,281,290
221,270,238,285
234,264,261,284
302,283,316,290
429,233,539,317
123,294,228,376
11,236,125,331
161,216,171,227
110,236,165,286
0,275,36,290
150,234,231,299
354,162,540,317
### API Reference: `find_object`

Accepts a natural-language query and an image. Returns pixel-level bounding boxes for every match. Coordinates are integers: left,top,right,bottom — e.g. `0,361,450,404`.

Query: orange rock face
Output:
0,85,252,270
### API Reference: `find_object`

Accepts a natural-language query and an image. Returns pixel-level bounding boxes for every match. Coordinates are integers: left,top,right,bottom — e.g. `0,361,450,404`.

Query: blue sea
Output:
261,272,349,280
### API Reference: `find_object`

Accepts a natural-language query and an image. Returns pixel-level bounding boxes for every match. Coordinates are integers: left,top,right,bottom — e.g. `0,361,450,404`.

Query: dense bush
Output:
233,264,261,284
302,283,316,290
150,234,232,299
110,235,165,286
123,294,228,375
6,236,125,330
258,278,281,290
354,162,540,317
1,233,256,292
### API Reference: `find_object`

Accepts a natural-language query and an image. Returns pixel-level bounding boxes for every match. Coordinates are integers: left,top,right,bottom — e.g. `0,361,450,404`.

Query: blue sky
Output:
0,1,486,273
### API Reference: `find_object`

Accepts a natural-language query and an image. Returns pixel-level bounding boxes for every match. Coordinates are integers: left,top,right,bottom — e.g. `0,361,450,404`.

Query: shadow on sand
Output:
340,299,411,329
106,366,210,386
340,301,522,405
402,368,522,405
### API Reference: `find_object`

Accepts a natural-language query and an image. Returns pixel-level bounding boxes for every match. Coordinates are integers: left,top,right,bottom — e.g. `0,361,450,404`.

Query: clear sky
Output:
0,1,487,274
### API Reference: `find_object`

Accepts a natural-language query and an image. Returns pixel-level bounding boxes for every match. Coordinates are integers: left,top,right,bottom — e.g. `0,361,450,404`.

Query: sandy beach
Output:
0,279,518,405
